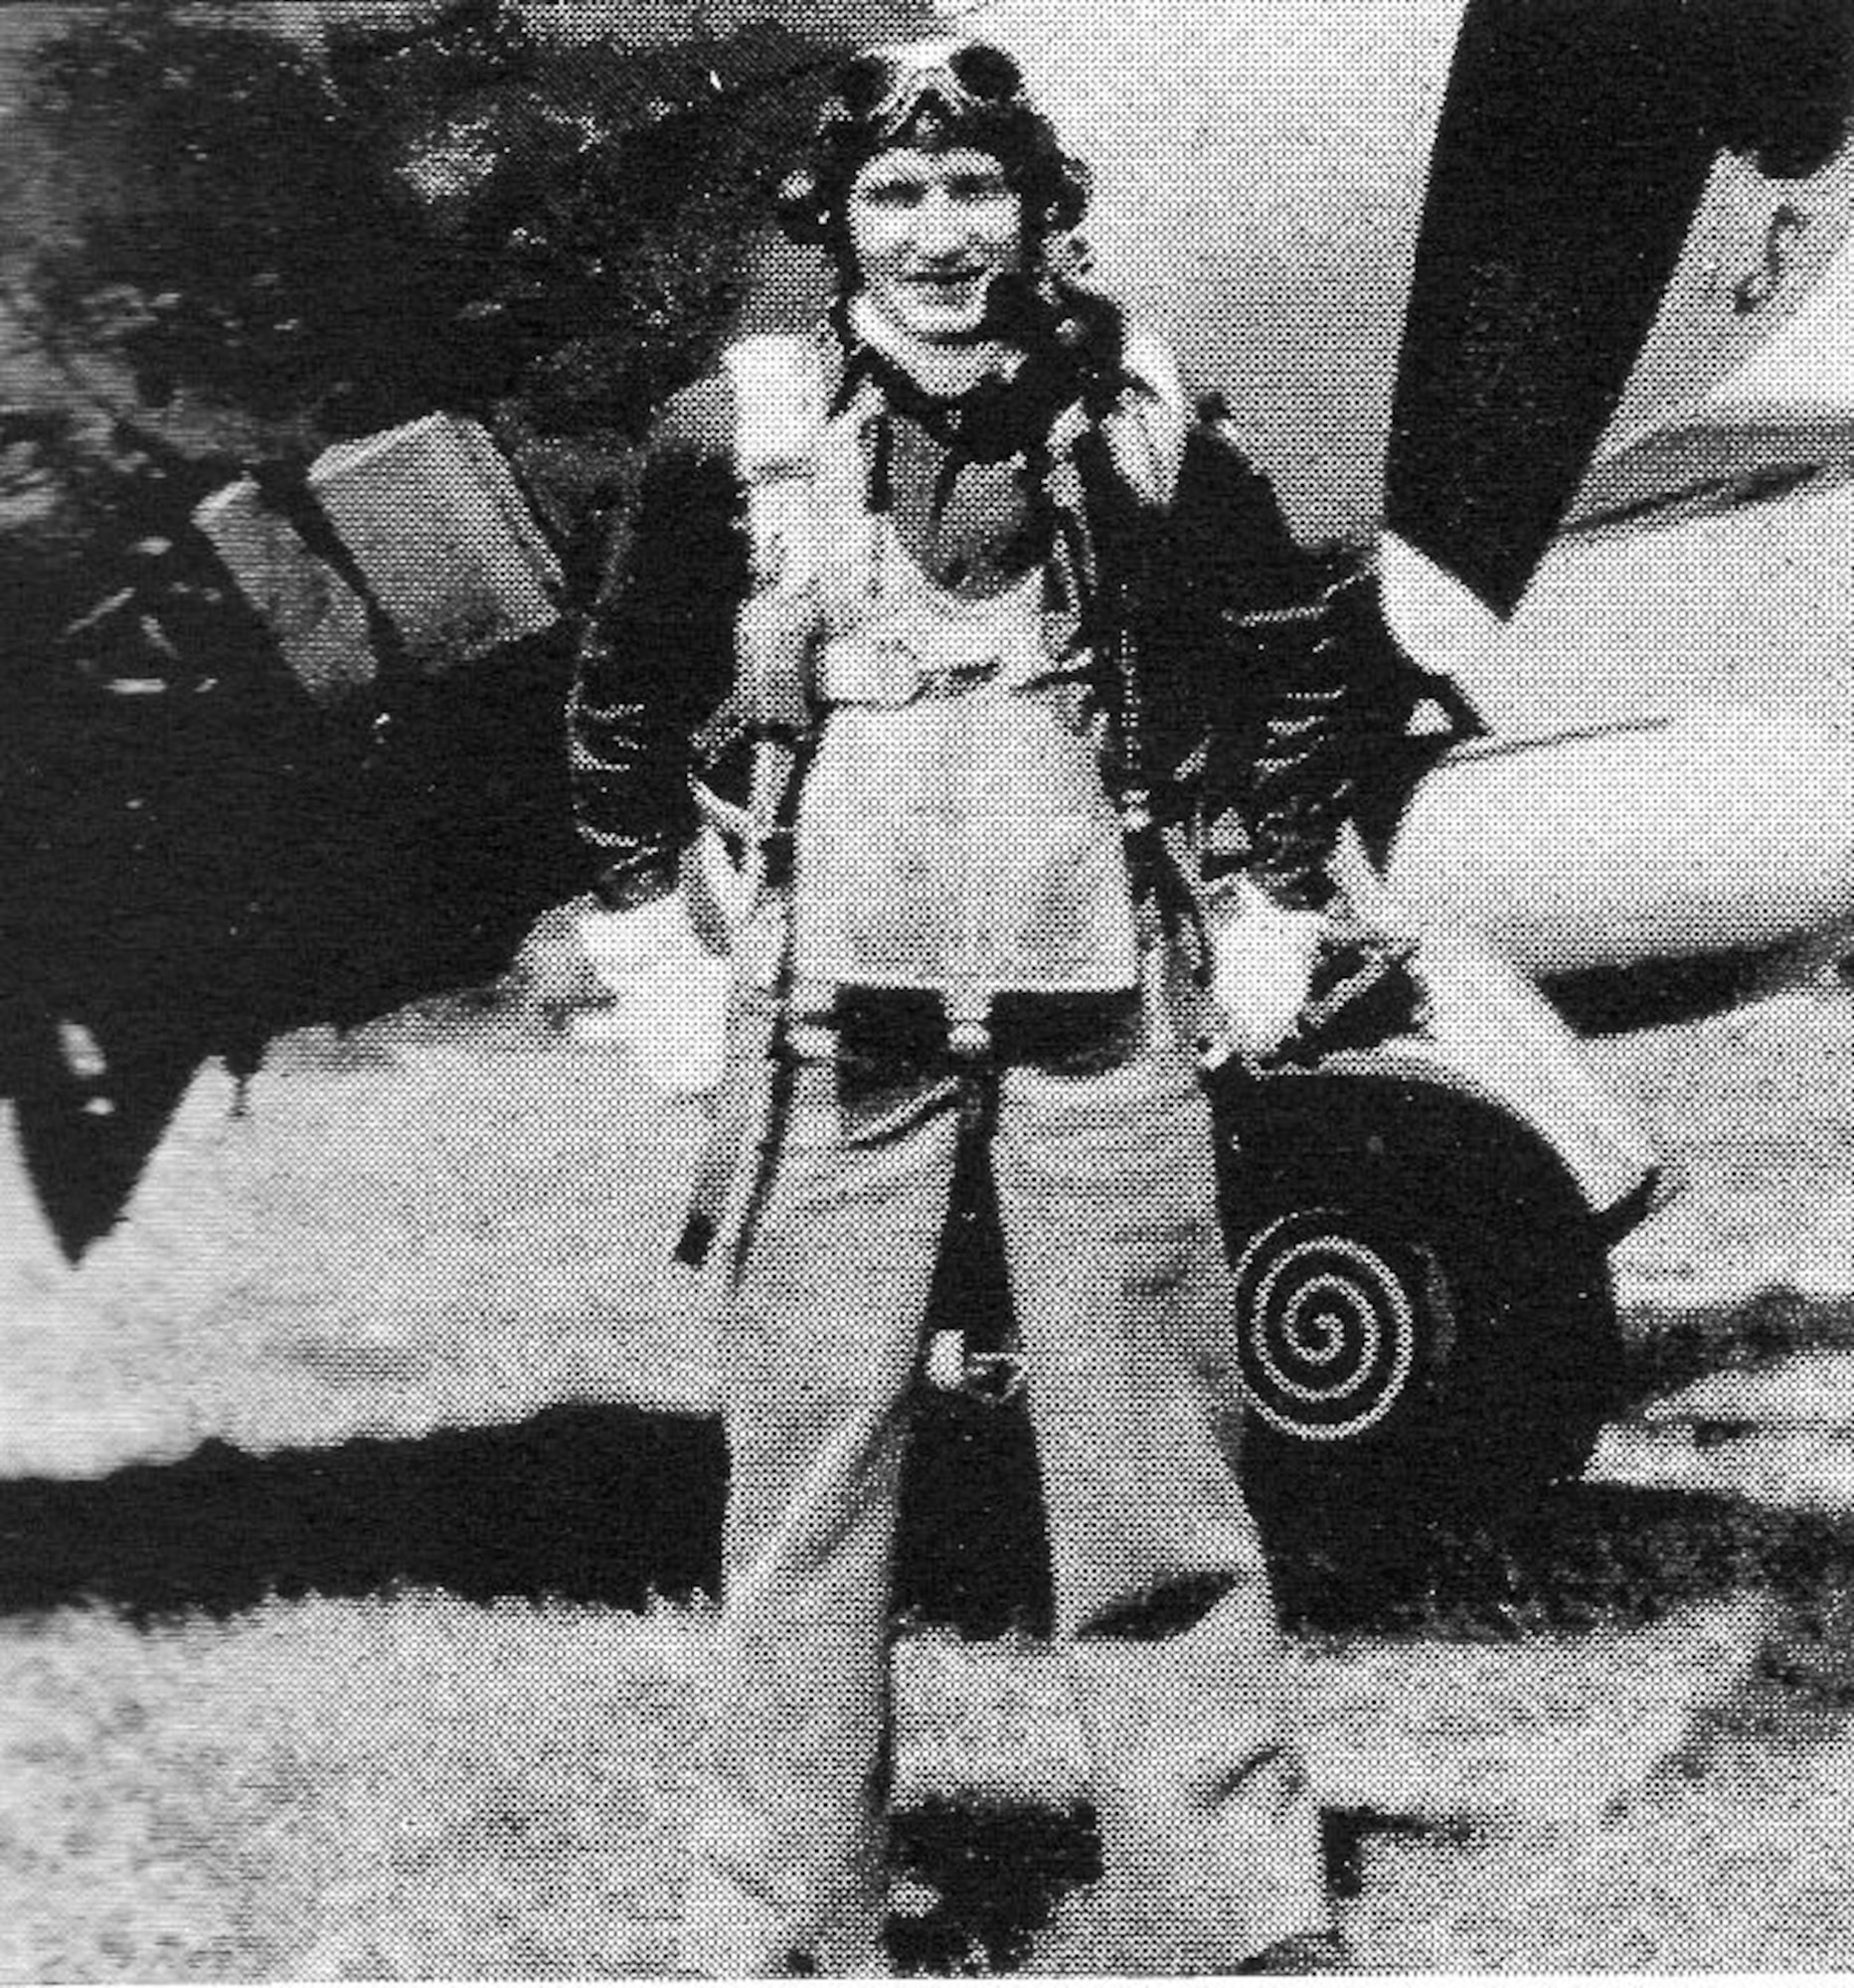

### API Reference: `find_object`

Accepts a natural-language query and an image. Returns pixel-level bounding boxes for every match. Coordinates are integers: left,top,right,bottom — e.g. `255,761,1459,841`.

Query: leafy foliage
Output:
0,2,844,1247
2,0,833,655
23,0,830,453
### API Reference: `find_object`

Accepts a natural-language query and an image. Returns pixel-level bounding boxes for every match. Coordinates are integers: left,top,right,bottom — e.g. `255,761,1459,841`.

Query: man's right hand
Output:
573,892,732,1096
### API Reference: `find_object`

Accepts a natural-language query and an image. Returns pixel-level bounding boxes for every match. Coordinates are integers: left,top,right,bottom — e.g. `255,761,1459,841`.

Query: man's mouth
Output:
907,268,985,295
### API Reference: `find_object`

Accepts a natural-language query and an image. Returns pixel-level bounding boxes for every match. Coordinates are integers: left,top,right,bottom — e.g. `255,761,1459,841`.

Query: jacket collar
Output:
825,299,1096,466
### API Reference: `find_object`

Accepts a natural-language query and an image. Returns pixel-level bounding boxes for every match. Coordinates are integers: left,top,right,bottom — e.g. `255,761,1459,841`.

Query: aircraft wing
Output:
1566,228,1854,541
1384,0,1854,675
1432,217,1854,750
4,572,586,1258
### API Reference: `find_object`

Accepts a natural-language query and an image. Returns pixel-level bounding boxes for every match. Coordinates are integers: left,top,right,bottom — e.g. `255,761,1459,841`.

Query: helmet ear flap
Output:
775,166,832,246
1042,153,1091,235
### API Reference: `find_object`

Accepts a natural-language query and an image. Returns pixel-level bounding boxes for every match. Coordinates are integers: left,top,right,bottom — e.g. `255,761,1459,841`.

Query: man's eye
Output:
860,182,922,208
948,177,1010,202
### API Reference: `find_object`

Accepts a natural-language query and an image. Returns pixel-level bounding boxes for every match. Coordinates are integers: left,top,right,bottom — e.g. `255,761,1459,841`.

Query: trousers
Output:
677,976,1329,1975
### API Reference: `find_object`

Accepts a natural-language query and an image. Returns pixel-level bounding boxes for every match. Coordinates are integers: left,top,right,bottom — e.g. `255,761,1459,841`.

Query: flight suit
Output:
571,322,1346,1974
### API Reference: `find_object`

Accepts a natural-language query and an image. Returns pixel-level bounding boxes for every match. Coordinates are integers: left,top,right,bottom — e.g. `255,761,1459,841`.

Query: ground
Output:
4,980,1854,1974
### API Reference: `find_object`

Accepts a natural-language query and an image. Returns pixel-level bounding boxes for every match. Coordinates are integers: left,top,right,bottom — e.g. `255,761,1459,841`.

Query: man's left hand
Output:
1205,881,1326,1062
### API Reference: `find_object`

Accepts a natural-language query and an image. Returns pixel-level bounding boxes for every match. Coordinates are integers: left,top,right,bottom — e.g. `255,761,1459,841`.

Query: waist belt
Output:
815,615,1086,710
817,632,1005,707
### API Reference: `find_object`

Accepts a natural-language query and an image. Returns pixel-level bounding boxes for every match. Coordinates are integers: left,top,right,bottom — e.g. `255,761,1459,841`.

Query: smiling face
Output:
845,144,1025,345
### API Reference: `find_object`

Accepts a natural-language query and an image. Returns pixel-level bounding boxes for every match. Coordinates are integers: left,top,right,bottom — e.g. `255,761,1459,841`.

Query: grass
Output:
2,1009,721,1479
7,982,1854,1972
0,1594,708,1979
12,1552,1854,1974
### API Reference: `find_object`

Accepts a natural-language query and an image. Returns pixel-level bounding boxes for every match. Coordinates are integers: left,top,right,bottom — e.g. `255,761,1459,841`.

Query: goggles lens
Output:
837,39,1028,134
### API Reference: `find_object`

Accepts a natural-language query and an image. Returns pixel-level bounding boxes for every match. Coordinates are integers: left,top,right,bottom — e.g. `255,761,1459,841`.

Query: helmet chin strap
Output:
848,291,1021,399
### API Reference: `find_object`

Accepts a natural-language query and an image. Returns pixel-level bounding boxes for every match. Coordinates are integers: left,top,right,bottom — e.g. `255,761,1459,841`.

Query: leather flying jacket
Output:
568,318,1363,914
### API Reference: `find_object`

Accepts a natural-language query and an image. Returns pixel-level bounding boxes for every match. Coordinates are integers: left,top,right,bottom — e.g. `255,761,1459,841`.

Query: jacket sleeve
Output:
1159,416,1371,911
1239,596,1358,911
567,378,750,910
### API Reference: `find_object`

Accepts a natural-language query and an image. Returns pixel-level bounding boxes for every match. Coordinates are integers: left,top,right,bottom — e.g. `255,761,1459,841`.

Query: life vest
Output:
712,325,1190,1003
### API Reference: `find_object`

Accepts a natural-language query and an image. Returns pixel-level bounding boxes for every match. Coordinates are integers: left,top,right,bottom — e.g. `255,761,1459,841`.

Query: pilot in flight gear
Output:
569,36,1357,1976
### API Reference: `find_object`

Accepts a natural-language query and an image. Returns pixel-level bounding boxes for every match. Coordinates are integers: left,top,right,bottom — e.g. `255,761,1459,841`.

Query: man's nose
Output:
913,190,968,254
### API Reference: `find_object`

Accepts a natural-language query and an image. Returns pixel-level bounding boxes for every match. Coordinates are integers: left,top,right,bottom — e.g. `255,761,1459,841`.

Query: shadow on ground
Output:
0,1391,1054,1628
889,1795,1098,1975
0,1406,726,1620
884,1798,1476,1973
1619,1285,1854,1404
11,1380,1854,1691
1265,1475,1852,1635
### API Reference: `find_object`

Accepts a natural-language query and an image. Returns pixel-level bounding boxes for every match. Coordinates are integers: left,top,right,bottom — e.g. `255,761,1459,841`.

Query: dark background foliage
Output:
0,0,838,1252
6,0,833,618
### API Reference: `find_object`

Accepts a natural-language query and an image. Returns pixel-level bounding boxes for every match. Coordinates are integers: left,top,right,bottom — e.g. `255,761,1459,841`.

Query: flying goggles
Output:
831,38,1030,145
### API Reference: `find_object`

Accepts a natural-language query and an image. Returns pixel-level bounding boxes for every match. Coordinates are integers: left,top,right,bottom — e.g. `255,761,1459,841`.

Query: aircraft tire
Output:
1213,1070,1622,1521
